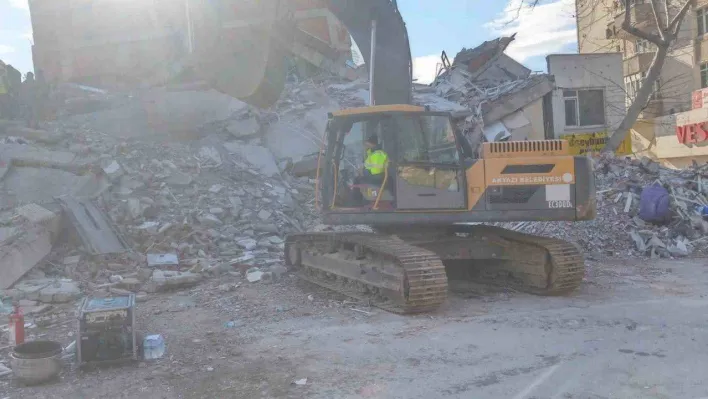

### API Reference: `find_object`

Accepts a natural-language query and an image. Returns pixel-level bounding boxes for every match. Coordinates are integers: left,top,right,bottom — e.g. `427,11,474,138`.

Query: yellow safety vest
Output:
365,149,388,175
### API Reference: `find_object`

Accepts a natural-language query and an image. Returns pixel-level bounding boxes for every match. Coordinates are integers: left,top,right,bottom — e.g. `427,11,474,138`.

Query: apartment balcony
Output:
623,51,655,76
612,2,659,40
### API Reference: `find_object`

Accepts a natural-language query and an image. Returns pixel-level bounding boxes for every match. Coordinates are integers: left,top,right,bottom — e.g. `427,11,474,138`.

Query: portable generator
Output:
77,295,138,367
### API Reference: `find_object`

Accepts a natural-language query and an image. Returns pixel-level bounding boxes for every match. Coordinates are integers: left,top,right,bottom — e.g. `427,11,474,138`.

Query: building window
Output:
635,39,654,54
698,8,708,36
624,72,660,101
563,89,606,127
701,63,708,88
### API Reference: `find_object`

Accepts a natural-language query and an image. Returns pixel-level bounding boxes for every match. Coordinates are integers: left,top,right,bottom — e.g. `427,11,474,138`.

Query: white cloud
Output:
486,0,577,62
0,45,15,55
9,0,29,11
413,54,441,85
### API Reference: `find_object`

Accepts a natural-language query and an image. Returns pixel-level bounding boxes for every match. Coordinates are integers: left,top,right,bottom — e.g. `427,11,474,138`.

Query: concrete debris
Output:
198,214,223,227
223,142,280,177
198,147,222,166
102,160,123,181
630,231,647,252
0,204,58,289
147,270,202,292
227,116,261,139
246,268,264,283
502,156,708,258
165,171,194,187
147,253,179,268
8,278,81,303
59,196,128,255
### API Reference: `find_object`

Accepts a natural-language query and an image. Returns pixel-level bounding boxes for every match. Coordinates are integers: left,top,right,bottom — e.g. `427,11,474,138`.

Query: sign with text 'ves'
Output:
676,122,708,146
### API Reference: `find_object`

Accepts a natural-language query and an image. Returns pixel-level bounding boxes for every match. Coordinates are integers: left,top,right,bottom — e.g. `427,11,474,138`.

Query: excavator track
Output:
284,232,448,314
391,225,585,295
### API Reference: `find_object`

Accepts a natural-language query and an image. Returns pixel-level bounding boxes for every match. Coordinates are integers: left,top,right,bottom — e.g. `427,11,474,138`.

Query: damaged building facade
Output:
28,0,354,86
546,53,631,155
431,37,628,154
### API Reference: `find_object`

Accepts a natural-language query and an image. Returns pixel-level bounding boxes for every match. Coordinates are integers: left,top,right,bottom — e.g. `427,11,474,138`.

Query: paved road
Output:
5,257,707,399
241,257,708,399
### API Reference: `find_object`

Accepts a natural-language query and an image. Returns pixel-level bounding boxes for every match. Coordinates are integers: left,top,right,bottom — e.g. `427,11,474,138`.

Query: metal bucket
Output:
10,340,63,385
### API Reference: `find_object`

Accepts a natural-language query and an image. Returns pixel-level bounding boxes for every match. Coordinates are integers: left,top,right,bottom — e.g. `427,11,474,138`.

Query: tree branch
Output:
622,0,664,45
649,0,666,34
668,0,692,37
507,0,541,24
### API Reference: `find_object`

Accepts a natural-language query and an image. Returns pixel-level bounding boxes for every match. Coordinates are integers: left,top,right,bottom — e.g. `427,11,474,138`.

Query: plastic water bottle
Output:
143,334,165,360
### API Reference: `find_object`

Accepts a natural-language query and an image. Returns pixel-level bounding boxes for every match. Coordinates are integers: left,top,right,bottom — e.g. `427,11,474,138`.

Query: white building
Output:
543,53,628,153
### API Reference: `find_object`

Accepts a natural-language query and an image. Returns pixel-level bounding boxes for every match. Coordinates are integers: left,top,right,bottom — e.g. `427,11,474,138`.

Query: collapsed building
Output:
28,0,356,87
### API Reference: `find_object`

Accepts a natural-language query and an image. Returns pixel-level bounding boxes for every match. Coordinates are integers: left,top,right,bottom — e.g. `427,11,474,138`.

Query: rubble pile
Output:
0,85,327,307
503,156,708,258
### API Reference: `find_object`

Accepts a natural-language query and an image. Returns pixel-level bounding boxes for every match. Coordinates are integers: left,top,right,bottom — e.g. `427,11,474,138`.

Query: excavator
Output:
187,0,596,313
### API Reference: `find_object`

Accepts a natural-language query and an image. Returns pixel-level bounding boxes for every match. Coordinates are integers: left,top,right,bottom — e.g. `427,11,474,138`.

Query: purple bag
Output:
639,184,670,223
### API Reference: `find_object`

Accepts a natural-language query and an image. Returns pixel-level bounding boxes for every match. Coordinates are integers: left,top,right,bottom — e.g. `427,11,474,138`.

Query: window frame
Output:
624,72,660,101
698,7,708,36
562,89,607,128
635,39,654,54
395,114,460,165
701,62,708,89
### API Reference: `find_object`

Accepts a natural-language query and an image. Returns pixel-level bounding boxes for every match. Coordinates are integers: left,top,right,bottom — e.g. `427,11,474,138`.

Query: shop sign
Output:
676,122,708,145
560,131,631,155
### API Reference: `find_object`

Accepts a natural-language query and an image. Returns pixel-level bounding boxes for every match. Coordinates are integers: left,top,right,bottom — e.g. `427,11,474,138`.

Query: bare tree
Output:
601,0,692,153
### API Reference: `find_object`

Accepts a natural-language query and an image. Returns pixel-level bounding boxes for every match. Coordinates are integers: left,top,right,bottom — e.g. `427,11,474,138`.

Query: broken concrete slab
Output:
10,278,81,303
3,126,63,144
223,142,280,177
198,146,222,165
227,117,261,139
146,270,202,292
146,253,179,268
630,231,647,252
258,210,272,220
66,88,249,139
290,156,320,177
264,109,328,162
0,144,84,170
101,159,123,181
59,196,128,255
165,171,193,187
0,227,52,290
38,280,81,303
198,214,223,227
0,204,59,289
1,166,109,208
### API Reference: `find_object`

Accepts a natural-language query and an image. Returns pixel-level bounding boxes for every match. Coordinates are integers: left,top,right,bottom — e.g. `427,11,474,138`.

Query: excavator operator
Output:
348,134,389,206
358,134,388,185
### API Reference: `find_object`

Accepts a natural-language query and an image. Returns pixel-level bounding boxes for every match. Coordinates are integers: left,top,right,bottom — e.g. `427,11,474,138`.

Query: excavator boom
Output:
189,0,412,107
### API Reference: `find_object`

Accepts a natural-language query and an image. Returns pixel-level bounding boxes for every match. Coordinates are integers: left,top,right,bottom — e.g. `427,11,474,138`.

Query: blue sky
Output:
0,0,578,83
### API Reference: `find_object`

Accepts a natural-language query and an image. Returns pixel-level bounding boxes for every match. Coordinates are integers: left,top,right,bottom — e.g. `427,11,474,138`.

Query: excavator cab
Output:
320,105,469,212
